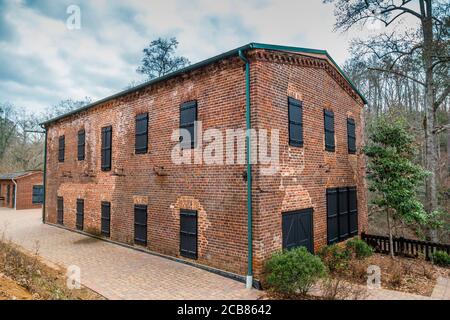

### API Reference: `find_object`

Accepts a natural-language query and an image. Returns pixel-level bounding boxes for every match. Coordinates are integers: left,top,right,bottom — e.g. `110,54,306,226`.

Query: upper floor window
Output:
288,97,303,147
347,118,356,154
78,129,86,161
135,113,149,154
324,110,335,152
101,126,112,171
180,101,197,149
58,136,65,162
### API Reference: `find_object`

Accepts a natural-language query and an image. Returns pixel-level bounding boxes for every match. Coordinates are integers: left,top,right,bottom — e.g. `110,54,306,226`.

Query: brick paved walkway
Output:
0,208,260,300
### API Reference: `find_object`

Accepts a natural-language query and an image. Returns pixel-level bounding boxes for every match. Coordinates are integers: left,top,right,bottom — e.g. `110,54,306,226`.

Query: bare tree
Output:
326,0,450,240
137,37,190,79
0,103,18,161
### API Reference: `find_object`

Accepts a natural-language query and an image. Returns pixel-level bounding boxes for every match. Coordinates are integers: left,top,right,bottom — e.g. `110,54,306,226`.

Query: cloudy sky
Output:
0,0,382,113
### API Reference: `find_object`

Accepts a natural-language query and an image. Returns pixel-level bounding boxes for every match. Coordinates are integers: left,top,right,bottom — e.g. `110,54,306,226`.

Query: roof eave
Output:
40,42,367,127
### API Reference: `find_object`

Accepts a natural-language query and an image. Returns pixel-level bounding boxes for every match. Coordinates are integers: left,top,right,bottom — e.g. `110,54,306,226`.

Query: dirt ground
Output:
0,239,104,300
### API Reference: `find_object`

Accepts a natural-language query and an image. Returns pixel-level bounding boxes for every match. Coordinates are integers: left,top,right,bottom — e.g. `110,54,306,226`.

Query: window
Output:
180,210,198,259
101,202,111,237
180,101,197,149
58,136,65,162
76,199,84,231
32,185,44,204
135,113,148,154
324,110,335,152
57,197,64,225
6,185,10,204
134,205,148,246
101,126,112,171
347,118,356,154
78,129,86,161
288,97,303,147
326,187,358,245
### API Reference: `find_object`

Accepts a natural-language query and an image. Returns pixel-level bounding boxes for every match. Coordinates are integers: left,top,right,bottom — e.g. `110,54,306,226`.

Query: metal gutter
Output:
12,179,17,210
238,49,253,289
42,128,48,223
40,42,367,127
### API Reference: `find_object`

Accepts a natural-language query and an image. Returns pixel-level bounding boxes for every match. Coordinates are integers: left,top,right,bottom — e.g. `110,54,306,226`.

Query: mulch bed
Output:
339,253,449,296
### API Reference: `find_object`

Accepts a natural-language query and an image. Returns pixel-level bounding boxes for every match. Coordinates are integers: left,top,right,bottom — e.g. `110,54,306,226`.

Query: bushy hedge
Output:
317,244,350,273
432,251,450,267
345,238,374,259
264,247,327,295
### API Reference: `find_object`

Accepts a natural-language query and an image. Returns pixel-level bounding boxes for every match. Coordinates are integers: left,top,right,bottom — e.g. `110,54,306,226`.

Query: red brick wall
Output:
0,180,14,208
250,50,368,277
0,172,43,210
16,173,44,210
44,49,367,278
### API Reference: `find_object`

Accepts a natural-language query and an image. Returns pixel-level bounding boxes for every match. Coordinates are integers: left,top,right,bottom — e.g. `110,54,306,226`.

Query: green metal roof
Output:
40,42,367,127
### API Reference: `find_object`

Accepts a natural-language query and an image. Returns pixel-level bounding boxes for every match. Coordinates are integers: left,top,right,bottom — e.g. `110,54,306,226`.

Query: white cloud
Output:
1,0,401,114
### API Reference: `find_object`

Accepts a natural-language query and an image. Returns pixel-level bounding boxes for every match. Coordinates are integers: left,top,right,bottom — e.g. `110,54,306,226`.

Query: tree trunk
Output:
421,2,439,241
386,209,395,258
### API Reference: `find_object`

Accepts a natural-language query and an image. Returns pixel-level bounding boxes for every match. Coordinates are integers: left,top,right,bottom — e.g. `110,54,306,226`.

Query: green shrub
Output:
318,244,350,273
264,247,327,295
345,238,373,259
432,251,450,267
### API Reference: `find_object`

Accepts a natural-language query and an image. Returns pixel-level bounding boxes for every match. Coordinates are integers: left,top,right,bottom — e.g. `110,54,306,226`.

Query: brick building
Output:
0,171,44,210
41,43,368,286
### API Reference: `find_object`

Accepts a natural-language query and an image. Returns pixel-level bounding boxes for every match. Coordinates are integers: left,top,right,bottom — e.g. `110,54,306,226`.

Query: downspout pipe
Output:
12,179,17,210
238,49,253,289
41,125,48,223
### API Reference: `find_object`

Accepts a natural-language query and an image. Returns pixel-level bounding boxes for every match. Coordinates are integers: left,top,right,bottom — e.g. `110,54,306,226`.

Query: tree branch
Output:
368,67,426,86
433,124,450,135
434,85,450,110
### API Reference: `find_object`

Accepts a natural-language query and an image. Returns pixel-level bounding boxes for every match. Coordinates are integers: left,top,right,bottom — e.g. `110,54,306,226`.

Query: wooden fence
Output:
361,233,450,260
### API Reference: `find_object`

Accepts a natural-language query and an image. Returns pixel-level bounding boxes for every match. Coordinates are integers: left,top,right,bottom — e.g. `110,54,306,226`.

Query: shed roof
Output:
40,42,367,127
0,171,42,180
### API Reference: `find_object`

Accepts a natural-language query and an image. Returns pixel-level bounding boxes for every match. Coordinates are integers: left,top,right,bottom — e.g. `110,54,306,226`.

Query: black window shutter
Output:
324,110,335,152
180,101,197,149
326,189,339,245
58,136,65,162
347,118,356,154
180,210,198,259
288,97,303,147
101,126,112,171
134,205,148,246
76,199,84,231
78,130,85,161
348,187,358,236
101,202,111,237
135,113,149,154
57,197,64,225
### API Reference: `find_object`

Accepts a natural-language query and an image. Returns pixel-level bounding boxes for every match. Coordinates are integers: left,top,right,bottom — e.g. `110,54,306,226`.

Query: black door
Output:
134,205,148,246
282,209,314,253
57,197,64,225
180,210,198,259
101,202,111,237
76,199,84,231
